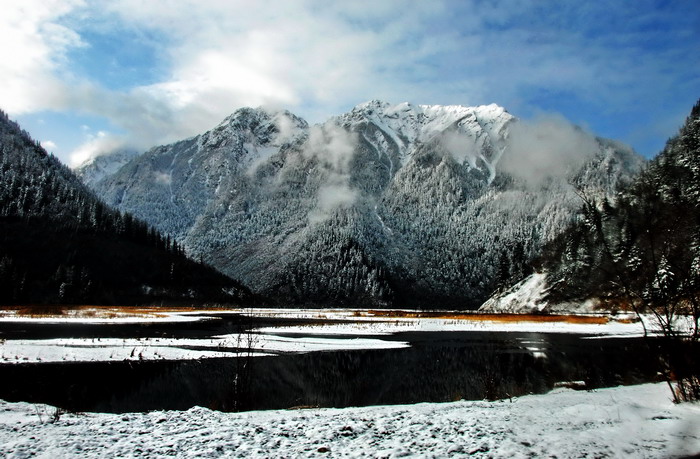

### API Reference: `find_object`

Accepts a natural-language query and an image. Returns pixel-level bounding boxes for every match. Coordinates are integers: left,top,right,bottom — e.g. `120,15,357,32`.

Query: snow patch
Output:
0,332,408,364
479,272,550,313
480,272,600,314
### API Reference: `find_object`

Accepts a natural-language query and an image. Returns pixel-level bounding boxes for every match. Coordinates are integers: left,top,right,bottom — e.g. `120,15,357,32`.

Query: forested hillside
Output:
0,110,250,305
507,99,700,322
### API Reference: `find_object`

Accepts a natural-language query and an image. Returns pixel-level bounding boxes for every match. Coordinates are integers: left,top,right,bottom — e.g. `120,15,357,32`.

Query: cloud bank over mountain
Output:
1,1,697,165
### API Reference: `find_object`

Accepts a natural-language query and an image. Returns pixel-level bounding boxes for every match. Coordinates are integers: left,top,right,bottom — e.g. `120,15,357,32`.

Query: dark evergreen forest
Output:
540,98,700,321
0,110,251,305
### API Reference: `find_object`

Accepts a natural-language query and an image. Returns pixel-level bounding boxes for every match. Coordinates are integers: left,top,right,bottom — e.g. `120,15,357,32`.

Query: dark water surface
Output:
0,315,667,413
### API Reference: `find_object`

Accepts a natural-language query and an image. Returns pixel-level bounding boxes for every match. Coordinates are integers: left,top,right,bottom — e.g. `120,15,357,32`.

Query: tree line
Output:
539,99,700,401
0,109,250,305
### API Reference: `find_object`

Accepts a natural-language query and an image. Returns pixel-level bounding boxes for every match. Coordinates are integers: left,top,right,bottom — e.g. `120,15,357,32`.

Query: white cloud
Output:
500,115,600,187
305,124,357,171
0,0,85,114
41,140,58,152
153,171,172,186
440,131,482,169
1,1,696,163
304,123,360,223
6,0,429,163
309,181,358,223
68,131,126,167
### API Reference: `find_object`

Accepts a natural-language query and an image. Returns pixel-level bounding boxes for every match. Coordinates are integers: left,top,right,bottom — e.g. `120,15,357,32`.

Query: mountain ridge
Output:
79,100,645,308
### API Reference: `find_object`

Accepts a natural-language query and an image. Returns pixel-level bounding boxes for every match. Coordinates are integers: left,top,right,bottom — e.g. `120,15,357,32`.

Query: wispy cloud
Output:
304,123,360,223
40,140,58,152
69,130,125,166
500,115,600,187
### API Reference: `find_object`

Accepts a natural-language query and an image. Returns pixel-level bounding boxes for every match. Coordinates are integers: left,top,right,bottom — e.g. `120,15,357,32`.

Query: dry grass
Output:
360,309,610,324
0,304,223,319
1,305,616,324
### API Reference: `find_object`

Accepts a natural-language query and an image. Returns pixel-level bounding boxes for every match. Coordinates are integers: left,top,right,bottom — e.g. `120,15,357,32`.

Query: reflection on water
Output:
515,333,548,359
0,331,667,413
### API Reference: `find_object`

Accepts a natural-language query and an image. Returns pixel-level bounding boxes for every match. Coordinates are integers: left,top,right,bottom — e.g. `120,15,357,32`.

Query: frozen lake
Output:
0,308,670,412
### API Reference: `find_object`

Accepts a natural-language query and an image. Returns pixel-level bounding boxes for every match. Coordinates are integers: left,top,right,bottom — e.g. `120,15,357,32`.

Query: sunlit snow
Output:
0,383,697,458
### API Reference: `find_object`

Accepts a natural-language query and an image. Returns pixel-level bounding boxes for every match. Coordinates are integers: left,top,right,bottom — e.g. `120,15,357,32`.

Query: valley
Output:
2,2,698,457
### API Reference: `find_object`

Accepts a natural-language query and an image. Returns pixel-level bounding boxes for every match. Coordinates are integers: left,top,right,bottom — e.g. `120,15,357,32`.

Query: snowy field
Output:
0,307,669,364
0,383,698,458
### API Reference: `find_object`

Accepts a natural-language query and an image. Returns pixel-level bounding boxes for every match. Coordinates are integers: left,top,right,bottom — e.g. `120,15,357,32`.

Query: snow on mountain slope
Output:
478,272,600,314
85,101,645,308
479,272,550,313
335,100,512,181
92,107,309,241
74,149,139,188
196,108,308,173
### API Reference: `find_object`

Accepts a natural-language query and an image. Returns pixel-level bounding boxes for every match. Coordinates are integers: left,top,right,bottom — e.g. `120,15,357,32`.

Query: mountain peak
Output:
219,106,306,128
344,100,511,127
353,99,394,112
74,149,139,188
203,107,308,152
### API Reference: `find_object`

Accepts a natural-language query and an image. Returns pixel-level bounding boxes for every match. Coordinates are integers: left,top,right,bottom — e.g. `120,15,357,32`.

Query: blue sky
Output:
1,0,698,166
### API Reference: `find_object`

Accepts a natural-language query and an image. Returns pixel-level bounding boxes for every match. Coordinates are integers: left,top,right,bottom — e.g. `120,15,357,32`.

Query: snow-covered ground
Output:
0,383,697,458
1,308,697,457
252,313,644,336
243,307,697,340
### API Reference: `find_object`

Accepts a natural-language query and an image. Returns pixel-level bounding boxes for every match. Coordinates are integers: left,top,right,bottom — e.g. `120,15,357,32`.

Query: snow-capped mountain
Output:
74,149,139,187
333,100,511,181
82,101,645,308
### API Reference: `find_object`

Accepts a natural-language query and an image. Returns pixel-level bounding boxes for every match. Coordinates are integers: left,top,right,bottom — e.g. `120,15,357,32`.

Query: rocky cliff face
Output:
81,101,644,308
